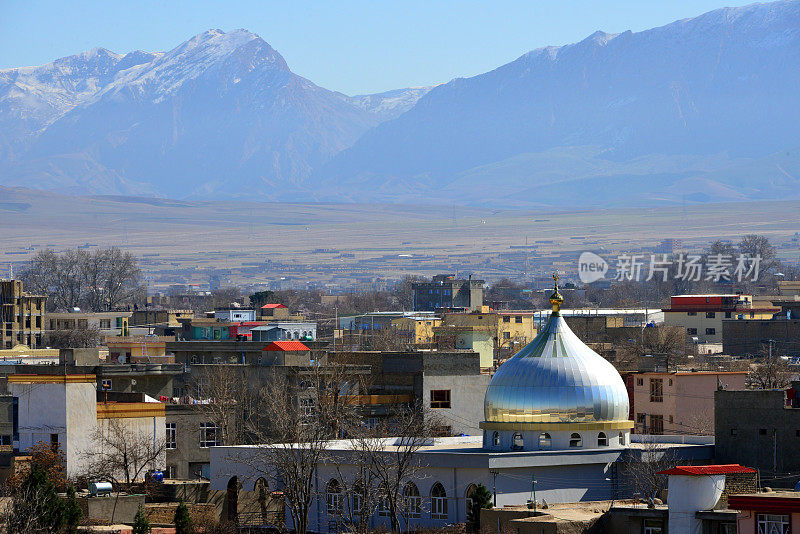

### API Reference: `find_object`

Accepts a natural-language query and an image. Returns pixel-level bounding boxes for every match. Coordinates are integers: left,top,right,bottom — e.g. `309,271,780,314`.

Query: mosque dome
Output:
481,276,631,435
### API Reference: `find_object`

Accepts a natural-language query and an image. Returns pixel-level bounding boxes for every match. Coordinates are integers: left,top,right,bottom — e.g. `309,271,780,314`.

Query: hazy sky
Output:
2,0,758,95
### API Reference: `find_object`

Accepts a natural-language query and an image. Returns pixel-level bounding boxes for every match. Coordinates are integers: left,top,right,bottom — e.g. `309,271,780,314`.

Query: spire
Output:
549,273,563,315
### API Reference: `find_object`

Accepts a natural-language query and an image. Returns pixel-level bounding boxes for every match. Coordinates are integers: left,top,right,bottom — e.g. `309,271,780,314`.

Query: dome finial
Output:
549,272,564,315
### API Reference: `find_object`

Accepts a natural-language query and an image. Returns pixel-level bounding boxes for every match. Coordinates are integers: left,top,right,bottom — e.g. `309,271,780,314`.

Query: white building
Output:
210,280,714,531
9,373,166,479
214,309,257,322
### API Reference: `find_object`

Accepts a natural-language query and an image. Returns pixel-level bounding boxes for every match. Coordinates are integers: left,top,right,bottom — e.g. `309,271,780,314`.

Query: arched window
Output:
404,482,421,518
465,484,477,520
326,479,343,515
569,433,582,448
538,432,551,449
597,432,608,447
619,432,626,446
352,482,364,518
492,431,500,447
512,432,524,450
431,482,448,520
227,476,239,522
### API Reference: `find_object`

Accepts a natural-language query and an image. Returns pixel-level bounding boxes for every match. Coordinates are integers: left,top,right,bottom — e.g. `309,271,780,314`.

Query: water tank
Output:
89,481,113,496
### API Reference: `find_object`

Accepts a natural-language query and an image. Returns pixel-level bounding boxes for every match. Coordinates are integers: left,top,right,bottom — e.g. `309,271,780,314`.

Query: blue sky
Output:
1,0,758,95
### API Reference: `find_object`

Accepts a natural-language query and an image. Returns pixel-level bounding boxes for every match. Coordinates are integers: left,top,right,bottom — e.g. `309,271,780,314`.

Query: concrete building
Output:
0,279,45,349
106,335,171,364
441,307,538,361
663,294,779,344
0,344,60,364
251,322,317,342
165,404,215,479
214,309,257,322
723,316,800,357
328,350,491,435
729,491,800,533
210,280,714,532
628,371,748,435
715,384,800,484
412,274,484,311
48,310,131,338
130,308,193,329
8,373,165,478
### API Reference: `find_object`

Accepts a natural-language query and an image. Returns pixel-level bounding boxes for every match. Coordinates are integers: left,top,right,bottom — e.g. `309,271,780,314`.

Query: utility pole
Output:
531,473,537,515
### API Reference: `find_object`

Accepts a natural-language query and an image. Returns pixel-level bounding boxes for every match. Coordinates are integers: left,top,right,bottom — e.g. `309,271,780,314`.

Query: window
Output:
378,499,390,516
643,519,663,534
503,316,511,323
515,316,522,323
431,483,447,520
99,319,111,329
512,432,524,450
650,378,663,402
637,413,646,430
326,479,343,515
636,378,644,386
502,331,510,339
0,435,10,446
668,415,674,424
492,431,500,447
725,312,732,319
101,378,112,390
650,415,664,435
619,432,625,446
796,430,800,438
300,398,315,417
731,429,738,437
430,390,451,409
50,433,59,451
756,514,789,534
668,378,673,386
538,432,551,449
166,423,176,449
200,423,220,448
597,432,608,447
687,328,698,335
706,312,716,318
77,319,88,329
403,482,421,518
164,465,176,479
706,328,716,335
569,433,582,447
759,428,768,436
687,311,697,316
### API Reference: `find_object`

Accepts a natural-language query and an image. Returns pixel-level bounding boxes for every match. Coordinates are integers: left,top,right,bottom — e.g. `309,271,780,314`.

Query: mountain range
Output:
1,0,800,206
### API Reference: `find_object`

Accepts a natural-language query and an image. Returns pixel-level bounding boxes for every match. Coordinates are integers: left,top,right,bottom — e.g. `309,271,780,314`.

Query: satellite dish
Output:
131,379,137,386
117,354,126,364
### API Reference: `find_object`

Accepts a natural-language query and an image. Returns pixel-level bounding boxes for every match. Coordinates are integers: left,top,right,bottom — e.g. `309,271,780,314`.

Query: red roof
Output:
658,464,756,476
262,341,310,352
261,303,287,309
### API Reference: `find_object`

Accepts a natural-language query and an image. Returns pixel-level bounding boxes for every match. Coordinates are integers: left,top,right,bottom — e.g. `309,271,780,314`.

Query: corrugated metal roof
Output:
658,464,756,476
262,341,310,352
261,304,287,309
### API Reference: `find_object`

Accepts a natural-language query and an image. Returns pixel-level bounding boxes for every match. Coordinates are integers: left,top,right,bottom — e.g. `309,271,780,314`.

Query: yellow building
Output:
442,307,538,359
0,344,59,363
106,335,172,364
390,315,441,344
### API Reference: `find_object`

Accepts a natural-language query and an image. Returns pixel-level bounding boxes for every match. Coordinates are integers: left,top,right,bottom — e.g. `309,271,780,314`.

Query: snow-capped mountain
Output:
0,30,384,197
321,0,800,206
349,86,434,121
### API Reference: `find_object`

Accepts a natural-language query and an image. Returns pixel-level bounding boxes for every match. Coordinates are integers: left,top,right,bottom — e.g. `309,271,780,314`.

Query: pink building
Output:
729,492,800,533
630,371,748,435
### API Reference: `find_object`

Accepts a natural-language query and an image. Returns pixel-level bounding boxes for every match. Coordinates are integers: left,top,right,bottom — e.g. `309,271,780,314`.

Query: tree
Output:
191,365,259,446
47,325,102,349
369,406,438,534
738,234,778,271
233,364,363,534
249,290,277,309
748,355,794,389
64,485,83,534
81,418,165,485
174,500,192,534
132,505,151,534
623,440,679,506
2,464,66,533
20,247,142,311
467,483,493,525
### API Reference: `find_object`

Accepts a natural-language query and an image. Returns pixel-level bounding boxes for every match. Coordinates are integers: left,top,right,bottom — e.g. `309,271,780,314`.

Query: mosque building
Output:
210,277,714,531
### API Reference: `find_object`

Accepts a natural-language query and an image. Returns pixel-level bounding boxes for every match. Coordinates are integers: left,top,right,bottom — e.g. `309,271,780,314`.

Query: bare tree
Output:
232,364,362,534
82,418,165,486
623,439,680,506
369,405,437,534
191,365,258,446
47,325,102,349
748,356,795,389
